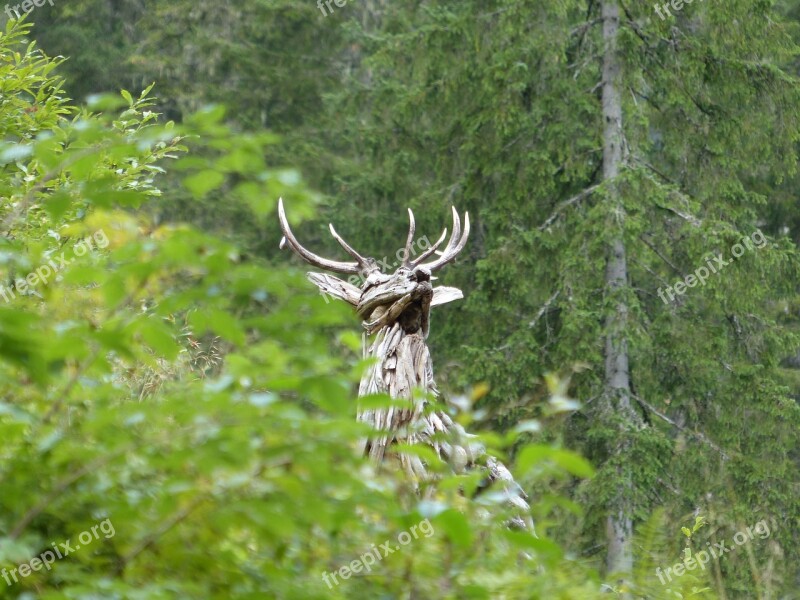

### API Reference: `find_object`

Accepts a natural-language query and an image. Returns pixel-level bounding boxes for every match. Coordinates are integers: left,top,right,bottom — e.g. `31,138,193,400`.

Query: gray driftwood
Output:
278,198,530,524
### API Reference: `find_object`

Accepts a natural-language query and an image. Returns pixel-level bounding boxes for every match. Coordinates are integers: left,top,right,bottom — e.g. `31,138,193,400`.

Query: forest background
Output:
0,0,797,598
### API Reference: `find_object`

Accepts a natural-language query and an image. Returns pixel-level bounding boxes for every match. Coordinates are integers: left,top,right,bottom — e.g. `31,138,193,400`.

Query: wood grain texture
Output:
279,203,531,528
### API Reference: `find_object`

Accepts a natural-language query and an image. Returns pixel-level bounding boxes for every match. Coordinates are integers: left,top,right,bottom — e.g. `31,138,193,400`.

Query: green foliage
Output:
0,19,616,599
7,0,800,597
303,3,800,597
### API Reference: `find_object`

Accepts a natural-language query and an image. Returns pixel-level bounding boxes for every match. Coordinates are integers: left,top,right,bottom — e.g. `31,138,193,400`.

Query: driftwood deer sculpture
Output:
278,199,530,524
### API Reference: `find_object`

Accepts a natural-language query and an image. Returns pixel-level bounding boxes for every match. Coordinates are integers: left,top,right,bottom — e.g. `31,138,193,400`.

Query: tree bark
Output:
601,0,635,584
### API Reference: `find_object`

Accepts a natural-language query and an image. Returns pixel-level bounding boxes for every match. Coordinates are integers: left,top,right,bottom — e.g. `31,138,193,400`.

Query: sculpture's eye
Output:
413,267,431,283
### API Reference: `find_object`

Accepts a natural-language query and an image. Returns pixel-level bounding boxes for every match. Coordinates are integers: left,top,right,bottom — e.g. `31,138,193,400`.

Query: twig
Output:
9,452,122,539
41,348,102,424
538,185,600,230
120,496,207,569
528,290,560,328
42,277,150,424
569,18,603,37
2,145,109,236
634,394,730,460
639,235,683,275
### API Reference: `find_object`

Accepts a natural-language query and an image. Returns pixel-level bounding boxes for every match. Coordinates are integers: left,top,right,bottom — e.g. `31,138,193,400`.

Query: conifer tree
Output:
305,0,800,594
25,0,800,594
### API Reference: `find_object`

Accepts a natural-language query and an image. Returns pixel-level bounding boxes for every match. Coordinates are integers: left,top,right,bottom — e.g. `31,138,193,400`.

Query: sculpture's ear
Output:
307,272,361,306
431,286,464,307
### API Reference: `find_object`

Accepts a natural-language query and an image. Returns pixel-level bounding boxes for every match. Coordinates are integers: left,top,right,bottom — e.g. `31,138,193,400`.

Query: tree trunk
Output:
601,0,635,584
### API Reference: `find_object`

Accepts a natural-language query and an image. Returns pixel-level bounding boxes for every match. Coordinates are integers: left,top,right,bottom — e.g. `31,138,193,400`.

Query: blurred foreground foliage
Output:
0,20,637,600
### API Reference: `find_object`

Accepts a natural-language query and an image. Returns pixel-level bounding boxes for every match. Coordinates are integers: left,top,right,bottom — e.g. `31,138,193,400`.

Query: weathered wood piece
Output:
278,198,530,524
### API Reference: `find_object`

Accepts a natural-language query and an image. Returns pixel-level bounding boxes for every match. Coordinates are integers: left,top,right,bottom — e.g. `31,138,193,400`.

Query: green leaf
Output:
139,319,179,360
0,143,32,164
183,170,225,198
515,445,594,478
433,509,473,547
188,308,245,345
43,190,73,221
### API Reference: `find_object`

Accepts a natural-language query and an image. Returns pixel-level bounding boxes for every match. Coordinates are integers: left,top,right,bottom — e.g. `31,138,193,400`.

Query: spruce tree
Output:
306,0,800,594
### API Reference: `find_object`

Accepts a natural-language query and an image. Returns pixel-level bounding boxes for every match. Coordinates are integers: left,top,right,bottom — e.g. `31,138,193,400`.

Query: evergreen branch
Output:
630,254,672,291
528,291,560,328
619,4,650,47
634,157,674,184
633,159,703,226
617,9,722,121
618,1,674,48
538,185,600,230
639,235,683,275
629,86,662,111
634,394,731,461
654,200,702,227
621,19,650,46
569,18,603,38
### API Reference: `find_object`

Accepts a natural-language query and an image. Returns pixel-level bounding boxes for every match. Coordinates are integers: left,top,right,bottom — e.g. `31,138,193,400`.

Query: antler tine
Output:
277,198,362,275
434,206,462,262
409,227,448,267
329,223,370,266
420,207,470,272
401,208,416,266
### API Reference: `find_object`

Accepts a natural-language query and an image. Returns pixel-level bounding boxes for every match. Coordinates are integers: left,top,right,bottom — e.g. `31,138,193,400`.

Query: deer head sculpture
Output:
278,197,470,337
278,199,530,527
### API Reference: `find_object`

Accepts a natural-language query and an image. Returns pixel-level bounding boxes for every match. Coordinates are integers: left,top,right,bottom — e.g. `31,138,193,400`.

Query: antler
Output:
401,208,451,268
278,198,372,275
414,206,470,272
400,208,416,266
409,227,448,267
